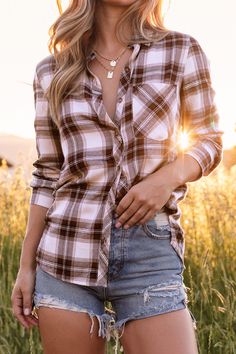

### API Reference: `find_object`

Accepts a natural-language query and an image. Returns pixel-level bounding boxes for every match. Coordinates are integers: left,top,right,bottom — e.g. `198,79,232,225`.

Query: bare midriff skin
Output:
11,0,201,353
87,46,134,120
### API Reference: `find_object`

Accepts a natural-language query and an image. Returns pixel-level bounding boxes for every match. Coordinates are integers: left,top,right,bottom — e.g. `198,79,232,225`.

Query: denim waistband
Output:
152,210,169,226
112,208,169,227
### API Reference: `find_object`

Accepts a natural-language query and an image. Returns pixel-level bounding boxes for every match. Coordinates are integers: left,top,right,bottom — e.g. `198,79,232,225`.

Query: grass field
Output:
0,162,235,354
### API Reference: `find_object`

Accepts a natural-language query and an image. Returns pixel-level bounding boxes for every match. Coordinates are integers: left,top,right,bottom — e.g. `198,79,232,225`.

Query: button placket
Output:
114,128,123,143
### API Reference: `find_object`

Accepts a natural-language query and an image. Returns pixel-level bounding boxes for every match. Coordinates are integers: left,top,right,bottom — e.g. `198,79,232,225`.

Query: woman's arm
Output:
11,204,47,331
176,35,224,181
144,154,203,193
11,61,64,330
29,62,64,209
150,35,224,190
19,204,48,271
20,61,64,267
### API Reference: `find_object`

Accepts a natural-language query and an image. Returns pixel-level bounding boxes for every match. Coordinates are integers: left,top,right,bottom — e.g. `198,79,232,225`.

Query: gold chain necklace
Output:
93,46,127,65
91,46,128,79
93,57,115,78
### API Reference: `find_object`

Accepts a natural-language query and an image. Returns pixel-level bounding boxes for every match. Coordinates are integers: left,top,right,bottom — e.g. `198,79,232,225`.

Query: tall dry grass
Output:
0,161,235,354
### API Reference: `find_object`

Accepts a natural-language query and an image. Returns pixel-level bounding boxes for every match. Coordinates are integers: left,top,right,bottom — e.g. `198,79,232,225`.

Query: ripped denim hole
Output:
33,293,115,340
138,281,182,304
108,282,192,353
108,280,184,354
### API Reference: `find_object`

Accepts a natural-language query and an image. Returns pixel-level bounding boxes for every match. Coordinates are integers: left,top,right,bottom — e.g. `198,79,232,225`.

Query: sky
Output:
0,0,235,149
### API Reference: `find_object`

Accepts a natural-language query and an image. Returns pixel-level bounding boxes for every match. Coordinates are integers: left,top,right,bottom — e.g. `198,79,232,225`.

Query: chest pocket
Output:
132,81,178,141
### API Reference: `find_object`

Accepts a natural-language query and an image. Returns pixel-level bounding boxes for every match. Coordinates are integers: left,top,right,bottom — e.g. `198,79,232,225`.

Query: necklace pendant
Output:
107,71,114,79
110,60,117,67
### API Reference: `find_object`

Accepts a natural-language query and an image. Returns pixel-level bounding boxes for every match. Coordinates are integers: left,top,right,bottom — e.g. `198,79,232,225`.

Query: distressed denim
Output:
32,209,197,353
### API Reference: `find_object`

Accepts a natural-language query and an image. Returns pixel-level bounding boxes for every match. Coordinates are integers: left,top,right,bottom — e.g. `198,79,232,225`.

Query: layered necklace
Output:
91,46,129,79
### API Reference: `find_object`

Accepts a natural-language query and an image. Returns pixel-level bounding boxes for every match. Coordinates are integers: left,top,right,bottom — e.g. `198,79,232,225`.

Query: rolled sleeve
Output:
179,35,224,179
30,66,64,208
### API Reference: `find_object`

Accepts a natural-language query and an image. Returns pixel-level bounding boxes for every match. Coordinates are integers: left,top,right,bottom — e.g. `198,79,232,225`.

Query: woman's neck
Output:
94,2,133,57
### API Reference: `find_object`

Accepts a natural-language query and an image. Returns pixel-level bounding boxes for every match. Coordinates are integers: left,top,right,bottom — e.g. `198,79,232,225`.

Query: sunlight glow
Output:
0,0,235,149
179,131,190,150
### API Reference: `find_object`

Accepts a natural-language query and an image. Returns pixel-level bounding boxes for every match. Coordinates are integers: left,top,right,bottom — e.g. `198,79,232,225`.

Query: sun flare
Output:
179,130,190,150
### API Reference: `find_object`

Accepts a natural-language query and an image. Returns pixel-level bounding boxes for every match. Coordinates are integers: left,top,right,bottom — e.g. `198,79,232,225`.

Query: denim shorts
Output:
32,209,197,354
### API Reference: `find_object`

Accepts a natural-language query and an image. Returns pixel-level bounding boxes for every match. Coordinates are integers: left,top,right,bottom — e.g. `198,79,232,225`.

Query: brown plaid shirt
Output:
30,29,223,286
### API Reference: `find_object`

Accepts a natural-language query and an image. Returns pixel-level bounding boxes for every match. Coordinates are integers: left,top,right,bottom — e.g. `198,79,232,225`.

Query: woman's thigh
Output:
119,308,198,354
32,266,114,354
37,307,106,354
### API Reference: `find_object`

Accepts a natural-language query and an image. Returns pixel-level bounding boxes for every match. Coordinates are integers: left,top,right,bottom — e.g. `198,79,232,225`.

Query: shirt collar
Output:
85,28,170,61
86,43,145,63
130,28,169,45
85,31,155,62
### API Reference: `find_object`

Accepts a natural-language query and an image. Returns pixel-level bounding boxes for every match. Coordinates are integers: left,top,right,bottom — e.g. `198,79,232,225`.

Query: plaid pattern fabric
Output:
30,29,223,286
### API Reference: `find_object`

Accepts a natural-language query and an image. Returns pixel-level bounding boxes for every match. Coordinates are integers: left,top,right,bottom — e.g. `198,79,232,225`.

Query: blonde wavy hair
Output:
46,0,170,125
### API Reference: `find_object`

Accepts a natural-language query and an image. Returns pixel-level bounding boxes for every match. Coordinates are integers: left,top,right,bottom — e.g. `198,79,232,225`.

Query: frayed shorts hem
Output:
32,292,197,354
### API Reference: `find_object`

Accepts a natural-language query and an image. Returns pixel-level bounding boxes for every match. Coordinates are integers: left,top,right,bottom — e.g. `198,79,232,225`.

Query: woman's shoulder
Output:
34,54,56,90
150,28,205,63
154,29,197,45
153,28,200,48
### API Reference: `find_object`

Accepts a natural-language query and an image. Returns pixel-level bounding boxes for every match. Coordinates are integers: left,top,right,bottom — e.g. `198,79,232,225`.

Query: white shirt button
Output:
118,97,123,103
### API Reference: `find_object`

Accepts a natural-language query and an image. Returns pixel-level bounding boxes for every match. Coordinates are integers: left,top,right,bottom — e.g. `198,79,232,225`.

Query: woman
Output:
11,0,223,353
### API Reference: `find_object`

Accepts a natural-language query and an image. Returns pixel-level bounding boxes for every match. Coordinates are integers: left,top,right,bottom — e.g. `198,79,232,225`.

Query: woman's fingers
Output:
11,284,38,329
11,287,31,329
24,313,39,326
136,209,157,225
22,288,34,317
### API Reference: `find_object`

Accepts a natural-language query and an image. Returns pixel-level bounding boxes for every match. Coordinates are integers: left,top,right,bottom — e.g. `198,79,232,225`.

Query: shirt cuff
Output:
29,187,55,209
183,141,219,178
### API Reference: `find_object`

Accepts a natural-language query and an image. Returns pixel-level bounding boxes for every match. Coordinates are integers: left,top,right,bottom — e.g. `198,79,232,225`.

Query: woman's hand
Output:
11,268,39,330
115,153,202,228
115,171,176,229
